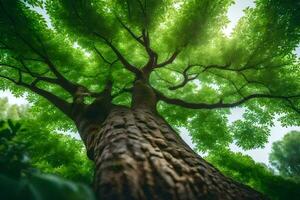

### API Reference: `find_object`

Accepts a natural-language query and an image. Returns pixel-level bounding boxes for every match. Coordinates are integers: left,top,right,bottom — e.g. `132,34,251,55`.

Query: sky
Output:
223,0,255,36
0,0,300,165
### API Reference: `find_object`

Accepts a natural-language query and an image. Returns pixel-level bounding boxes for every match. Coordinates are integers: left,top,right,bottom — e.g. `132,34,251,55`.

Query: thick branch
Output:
0,73,72,117
117,19,159,76
22,83,72,117
139,29,159,77
141,29,157,59
155,89,300,110
199,61,289,73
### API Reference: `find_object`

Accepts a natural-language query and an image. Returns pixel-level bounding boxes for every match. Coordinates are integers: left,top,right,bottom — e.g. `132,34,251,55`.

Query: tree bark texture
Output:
79,106,266,200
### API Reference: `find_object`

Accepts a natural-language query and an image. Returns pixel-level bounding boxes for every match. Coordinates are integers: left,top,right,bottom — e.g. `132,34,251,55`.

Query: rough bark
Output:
78,106,266,200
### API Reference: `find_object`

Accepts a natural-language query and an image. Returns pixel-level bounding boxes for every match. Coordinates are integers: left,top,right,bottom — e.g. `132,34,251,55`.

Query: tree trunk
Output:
78,106,266,200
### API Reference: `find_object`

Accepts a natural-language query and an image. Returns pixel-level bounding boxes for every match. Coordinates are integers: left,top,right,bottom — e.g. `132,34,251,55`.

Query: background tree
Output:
269,130,300,178
206,150,300,200
0,97,27,120
0,0,299,199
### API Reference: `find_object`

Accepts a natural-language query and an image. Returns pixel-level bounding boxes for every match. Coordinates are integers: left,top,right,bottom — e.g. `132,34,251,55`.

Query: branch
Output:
138,29,159,76
155,50,181,68
0,72,72,117
169,75,198,90
0,3,80,96
285,99,300,114
155,89,300,110
0,40,11,50
15,35,79,94
141,29,156,58
117,18,144,45
199,61,289,73
21,83,72,117
0,74,18,84
94,32,142,76
168,64,199,90
117,19,159,75
136,0,147,23
0,60,92,115
93,45,118,66
206,71,273,101
153,71,174,85
22,37,79,94
18,60,59,85
0,62,57,86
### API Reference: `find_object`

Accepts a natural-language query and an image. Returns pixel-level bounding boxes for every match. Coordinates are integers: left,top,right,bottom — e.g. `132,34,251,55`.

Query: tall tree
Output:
0,0,299,199
270,131,300,178
207,149,300,200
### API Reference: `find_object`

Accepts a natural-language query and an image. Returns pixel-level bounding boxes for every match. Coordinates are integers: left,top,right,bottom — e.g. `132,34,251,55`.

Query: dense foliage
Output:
0,0,299,152
0,102,93,182
206,150,300,200
269,130,300,178
0,118,94,200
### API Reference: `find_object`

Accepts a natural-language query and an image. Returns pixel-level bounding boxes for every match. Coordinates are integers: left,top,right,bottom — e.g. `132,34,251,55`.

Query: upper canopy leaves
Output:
0,0,300,151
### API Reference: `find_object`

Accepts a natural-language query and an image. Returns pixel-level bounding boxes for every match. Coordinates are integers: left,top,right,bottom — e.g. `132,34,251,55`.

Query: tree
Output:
270,131,300,178
0,0,299,199
0,97,27,120
206,150,300,200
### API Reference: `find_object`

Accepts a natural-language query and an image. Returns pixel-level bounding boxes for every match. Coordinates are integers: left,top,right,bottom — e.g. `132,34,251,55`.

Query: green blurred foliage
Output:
0,99,93,183
206,150,300,200
0,118,93,183
270,131,300,179
23,122,93,183
0,119,30,178
0,119,95,200
0,173,95,200
0,98,94,186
